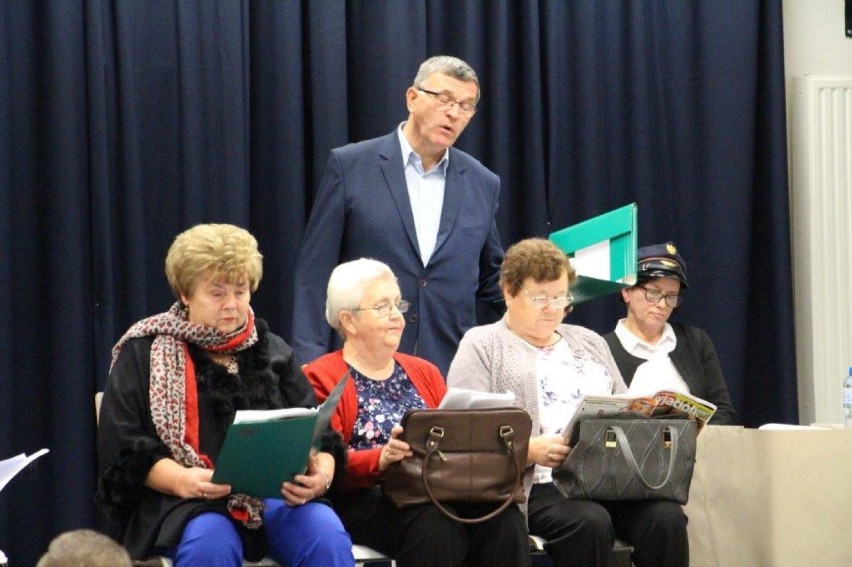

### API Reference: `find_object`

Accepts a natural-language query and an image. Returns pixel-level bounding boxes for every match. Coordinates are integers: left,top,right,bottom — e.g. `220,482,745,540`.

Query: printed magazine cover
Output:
563,390,717,445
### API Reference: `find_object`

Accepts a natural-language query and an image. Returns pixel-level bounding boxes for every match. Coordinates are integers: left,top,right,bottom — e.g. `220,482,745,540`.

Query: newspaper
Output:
563,390,717,445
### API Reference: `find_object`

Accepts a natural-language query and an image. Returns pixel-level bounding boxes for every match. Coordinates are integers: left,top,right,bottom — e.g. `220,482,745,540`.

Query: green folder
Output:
211,371,349,498
549,203,638,305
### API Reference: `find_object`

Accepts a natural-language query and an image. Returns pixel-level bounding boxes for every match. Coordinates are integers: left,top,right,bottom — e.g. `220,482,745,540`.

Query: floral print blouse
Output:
349,362,427,449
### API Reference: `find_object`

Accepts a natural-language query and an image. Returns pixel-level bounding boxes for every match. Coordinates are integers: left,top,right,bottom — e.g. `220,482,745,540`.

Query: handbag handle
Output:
610,424,679,490
420,424,523,525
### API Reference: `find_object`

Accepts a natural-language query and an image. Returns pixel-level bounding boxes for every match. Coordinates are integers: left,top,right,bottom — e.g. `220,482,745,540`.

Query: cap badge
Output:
666,243,677,255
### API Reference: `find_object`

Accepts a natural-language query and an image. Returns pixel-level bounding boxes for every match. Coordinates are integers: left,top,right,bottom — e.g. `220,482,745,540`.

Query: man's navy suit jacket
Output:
292,130,504,376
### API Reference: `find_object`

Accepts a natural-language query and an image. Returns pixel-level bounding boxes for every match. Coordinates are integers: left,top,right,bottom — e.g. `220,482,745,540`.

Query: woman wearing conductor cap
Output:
603,241,736,424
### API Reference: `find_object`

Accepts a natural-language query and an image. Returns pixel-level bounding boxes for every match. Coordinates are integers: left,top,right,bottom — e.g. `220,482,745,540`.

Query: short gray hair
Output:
36,529,132,567
413,55,480,102
325,258,398,337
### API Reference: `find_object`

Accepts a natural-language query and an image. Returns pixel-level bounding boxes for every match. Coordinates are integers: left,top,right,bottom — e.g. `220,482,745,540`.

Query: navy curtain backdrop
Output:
0,0,794,562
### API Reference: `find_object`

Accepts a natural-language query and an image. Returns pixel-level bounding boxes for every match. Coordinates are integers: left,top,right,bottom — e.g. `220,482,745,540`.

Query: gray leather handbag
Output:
552,418,697,504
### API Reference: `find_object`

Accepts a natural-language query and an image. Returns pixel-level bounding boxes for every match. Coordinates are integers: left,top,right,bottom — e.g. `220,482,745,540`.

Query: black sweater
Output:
603,323,736,425
95,319,346,560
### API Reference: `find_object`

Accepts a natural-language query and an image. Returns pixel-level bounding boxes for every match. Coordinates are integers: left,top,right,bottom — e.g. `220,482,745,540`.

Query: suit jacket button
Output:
419,279,428,287
409,314,418,323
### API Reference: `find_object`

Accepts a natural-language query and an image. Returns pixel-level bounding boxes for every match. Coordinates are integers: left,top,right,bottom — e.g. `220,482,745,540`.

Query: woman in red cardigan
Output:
304,258,529,567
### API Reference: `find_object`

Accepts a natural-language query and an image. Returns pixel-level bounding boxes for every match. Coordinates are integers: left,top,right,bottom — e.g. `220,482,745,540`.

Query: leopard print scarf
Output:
110,302,266,528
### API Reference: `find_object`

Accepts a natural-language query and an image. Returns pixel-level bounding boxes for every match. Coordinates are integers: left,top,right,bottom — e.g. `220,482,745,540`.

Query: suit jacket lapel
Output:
379,133,421,259
433,149,465,259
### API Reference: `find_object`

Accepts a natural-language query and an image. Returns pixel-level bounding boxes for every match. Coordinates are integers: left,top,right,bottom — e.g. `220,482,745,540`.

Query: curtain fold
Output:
0,1,792,562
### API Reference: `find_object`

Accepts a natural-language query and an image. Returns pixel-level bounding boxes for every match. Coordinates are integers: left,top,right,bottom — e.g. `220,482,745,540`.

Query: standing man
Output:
292,55,504,376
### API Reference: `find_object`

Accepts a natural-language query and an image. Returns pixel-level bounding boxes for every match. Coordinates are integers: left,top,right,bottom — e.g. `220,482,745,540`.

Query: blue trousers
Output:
170,499,354,567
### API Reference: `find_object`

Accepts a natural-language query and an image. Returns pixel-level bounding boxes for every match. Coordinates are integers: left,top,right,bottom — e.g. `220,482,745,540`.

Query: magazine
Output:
562,390,717,446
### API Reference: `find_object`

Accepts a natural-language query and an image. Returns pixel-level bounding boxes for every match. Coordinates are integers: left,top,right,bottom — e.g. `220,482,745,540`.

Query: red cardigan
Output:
304,350,447,493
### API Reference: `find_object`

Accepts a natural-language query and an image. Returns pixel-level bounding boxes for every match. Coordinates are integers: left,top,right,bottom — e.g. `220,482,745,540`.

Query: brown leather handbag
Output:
381,408,532,524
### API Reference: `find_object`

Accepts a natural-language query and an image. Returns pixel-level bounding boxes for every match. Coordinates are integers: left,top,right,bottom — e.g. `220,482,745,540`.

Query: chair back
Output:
95,392,104,425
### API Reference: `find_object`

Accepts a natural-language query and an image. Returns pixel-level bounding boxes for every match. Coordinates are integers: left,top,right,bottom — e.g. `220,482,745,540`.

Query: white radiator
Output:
791,75,852,425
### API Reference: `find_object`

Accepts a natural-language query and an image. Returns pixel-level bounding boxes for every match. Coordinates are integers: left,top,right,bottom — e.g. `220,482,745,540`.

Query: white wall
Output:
783,0,852,79
783,0,852,424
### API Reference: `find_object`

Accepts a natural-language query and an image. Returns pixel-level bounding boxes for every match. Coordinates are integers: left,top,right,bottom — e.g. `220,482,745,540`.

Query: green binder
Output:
211,371,349,498
549,203,638,304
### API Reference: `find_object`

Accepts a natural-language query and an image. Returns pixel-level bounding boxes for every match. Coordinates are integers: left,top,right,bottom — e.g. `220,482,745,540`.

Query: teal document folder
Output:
549,203,638,304
211,371,349,498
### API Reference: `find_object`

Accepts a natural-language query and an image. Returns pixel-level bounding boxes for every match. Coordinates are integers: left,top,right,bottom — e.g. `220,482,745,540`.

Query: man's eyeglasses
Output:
522,287,574,310
637,286,682,308
417,87,477,115
354,300,411,318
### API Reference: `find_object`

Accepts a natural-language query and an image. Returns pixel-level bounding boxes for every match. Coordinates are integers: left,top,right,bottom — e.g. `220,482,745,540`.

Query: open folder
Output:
548,203,637,304
211,371,349,498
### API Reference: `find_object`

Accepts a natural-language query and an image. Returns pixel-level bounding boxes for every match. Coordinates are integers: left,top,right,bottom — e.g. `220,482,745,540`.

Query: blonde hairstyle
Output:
325,258,397,337
165,224,263,304
499,238,575,297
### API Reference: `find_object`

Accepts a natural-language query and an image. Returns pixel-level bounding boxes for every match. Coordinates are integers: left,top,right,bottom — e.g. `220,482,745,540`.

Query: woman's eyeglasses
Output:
354,300,411,318
522,287,574,310
637,286,681,308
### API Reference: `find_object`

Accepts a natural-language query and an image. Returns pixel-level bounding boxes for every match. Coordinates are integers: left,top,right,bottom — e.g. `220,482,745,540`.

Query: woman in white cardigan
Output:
447,238,689,567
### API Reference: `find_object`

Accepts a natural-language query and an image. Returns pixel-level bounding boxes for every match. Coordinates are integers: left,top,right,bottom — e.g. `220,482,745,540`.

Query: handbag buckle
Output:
500,425,515,449
428,426,448,461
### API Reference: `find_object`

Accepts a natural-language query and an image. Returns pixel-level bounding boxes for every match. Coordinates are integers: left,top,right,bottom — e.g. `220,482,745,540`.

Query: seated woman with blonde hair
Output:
305,258,530,567
96,224,352,566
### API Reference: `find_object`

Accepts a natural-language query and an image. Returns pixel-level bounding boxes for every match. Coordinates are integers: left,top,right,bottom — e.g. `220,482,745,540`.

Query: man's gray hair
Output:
325,258,398,336
36,529,132,567
413,55,480,101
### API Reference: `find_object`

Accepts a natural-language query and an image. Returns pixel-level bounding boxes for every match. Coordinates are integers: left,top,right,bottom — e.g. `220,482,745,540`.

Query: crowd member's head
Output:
325,258,408,356
36,529,132,567
165,223,263,334
621,241,688,338
404,55,480,156
501,238,576,345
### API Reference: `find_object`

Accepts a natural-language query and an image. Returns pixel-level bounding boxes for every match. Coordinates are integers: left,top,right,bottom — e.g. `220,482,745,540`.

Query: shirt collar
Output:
614,319,676,356
397,122,449,175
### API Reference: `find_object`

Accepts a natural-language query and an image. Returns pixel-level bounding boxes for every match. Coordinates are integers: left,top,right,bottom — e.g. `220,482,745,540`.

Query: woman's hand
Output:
147,459,231,500
378,425,412,472
281,453,335,506
175,466,232,500
528,434,570,468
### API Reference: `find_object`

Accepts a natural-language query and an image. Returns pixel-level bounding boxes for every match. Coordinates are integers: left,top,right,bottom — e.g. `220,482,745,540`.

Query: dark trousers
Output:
528,483,689,567
331,486,530,567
